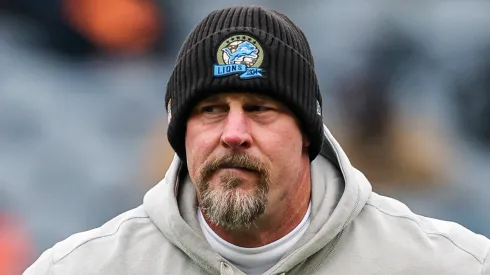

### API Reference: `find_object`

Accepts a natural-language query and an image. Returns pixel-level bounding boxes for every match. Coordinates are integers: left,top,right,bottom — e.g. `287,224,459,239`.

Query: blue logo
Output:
213,35,264,79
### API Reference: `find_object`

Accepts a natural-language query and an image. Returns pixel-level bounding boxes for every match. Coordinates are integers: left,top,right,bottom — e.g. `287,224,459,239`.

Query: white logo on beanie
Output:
316,100,322,116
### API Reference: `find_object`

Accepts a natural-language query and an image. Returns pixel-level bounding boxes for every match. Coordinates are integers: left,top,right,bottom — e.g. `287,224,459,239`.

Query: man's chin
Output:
207,174,259,192
210,183,260,195
201,189,268,231
224,189,258,202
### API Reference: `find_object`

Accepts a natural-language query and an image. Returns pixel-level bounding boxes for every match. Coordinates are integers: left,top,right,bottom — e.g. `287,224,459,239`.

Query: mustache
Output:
198,154,268,182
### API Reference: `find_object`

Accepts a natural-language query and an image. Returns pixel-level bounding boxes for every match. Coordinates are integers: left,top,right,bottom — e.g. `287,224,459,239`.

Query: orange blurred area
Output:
335,114,451,192
142,118,175,189
0,214,33,275
63,0,161,55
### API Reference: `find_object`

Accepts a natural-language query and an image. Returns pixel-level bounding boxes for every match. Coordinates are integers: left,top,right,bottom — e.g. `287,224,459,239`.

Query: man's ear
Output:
302,134,311,147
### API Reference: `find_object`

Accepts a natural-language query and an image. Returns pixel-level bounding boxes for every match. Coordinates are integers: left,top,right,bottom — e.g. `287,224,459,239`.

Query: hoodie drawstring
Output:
220,262,234,275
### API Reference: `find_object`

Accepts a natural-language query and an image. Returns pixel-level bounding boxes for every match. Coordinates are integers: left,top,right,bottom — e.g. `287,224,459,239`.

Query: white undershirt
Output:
198,202,312,275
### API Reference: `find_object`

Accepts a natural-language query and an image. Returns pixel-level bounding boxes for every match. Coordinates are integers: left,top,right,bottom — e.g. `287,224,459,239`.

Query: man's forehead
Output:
201,92,274,103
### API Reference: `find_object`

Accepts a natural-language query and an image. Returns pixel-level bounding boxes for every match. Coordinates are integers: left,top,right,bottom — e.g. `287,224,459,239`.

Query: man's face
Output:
185,92,310,231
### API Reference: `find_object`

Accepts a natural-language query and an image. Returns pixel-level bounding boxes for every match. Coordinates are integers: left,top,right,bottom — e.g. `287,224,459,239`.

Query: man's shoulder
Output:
24,203,198,275
50,205,152,263
364,192,490,268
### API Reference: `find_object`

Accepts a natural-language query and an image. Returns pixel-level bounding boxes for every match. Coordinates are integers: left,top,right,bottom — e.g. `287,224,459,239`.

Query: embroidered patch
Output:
213,34,264,79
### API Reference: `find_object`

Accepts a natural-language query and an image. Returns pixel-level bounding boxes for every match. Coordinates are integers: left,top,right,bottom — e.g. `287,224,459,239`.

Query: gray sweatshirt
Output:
24,125,490,274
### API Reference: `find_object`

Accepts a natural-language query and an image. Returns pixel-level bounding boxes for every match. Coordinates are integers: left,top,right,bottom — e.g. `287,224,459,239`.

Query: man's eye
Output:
245,105,270,112
201,106,225,113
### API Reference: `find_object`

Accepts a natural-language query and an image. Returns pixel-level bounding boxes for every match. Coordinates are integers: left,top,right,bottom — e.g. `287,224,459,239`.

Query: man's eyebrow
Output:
199,95,225,104
246,94,278,104
250,95,267,101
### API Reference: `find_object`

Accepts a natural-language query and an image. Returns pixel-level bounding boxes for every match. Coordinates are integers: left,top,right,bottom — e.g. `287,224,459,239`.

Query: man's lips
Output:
218,164,257,173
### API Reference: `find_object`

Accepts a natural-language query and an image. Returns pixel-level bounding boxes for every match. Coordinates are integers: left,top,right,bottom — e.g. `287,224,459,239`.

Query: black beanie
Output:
165,5,323,161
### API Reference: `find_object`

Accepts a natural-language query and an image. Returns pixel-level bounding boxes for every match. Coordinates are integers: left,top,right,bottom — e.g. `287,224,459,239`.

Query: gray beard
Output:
199,171,269,231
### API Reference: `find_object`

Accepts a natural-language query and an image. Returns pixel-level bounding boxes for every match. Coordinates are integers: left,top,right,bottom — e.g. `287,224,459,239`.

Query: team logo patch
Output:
213,34,264,79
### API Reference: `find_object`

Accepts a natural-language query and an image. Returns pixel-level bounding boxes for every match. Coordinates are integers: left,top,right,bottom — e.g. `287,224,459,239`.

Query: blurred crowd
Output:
1,0,490,273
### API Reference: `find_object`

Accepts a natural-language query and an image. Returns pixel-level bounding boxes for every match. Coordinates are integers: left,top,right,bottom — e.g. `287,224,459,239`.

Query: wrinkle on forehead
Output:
200,92,276,104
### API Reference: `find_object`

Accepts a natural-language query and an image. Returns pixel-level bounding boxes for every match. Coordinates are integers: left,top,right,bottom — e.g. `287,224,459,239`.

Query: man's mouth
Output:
219,164,256,173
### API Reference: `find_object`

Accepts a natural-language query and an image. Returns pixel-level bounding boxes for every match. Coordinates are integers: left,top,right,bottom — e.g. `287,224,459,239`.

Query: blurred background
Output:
1,0,490,273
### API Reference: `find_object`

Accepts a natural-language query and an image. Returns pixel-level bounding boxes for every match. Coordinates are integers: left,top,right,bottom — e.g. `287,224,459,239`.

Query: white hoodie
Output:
24,125,490,274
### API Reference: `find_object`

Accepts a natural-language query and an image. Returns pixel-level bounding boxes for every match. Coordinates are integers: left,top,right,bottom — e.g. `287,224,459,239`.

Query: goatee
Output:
196,154,270,231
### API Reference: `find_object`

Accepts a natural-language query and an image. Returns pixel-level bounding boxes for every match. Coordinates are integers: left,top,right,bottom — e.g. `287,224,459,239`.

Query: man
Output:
24,5,490,275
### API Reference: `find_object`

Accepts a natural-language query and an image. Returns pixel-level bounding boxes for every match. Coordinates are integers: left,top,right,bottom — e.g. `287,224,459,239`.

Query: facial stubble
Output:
197,154,270,231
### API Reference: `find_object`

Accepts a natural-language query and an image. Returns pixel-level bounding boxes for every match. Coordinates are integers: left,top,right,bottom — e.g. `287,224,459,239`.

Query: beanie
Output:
165,5,323,161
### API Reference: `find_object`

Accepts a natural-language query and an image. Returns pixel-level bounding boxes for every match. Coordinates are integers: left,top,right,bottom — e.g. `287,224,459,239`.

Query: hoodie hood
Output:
143,125,372,274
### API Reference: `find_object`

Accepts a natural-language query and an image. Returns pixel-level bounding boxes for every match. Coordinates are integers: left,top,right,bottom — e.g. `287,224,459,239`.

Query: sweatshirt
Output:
24,125,490,275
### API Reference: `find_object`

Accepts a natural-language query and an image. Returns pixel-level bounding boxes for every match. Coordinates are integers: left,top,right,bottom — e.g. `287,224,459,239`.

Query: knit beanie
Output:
165,5,323,161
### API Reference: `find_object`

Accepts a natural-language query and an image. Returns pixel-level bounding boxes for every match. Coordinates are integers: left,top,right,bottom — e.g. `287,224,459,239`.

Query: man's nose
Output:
220,108,252,150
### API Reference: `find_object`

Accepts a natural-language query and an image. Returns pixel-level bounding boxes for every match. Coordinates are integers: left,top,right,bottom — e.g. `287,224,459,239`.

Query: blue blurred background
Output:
1,1,490,273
